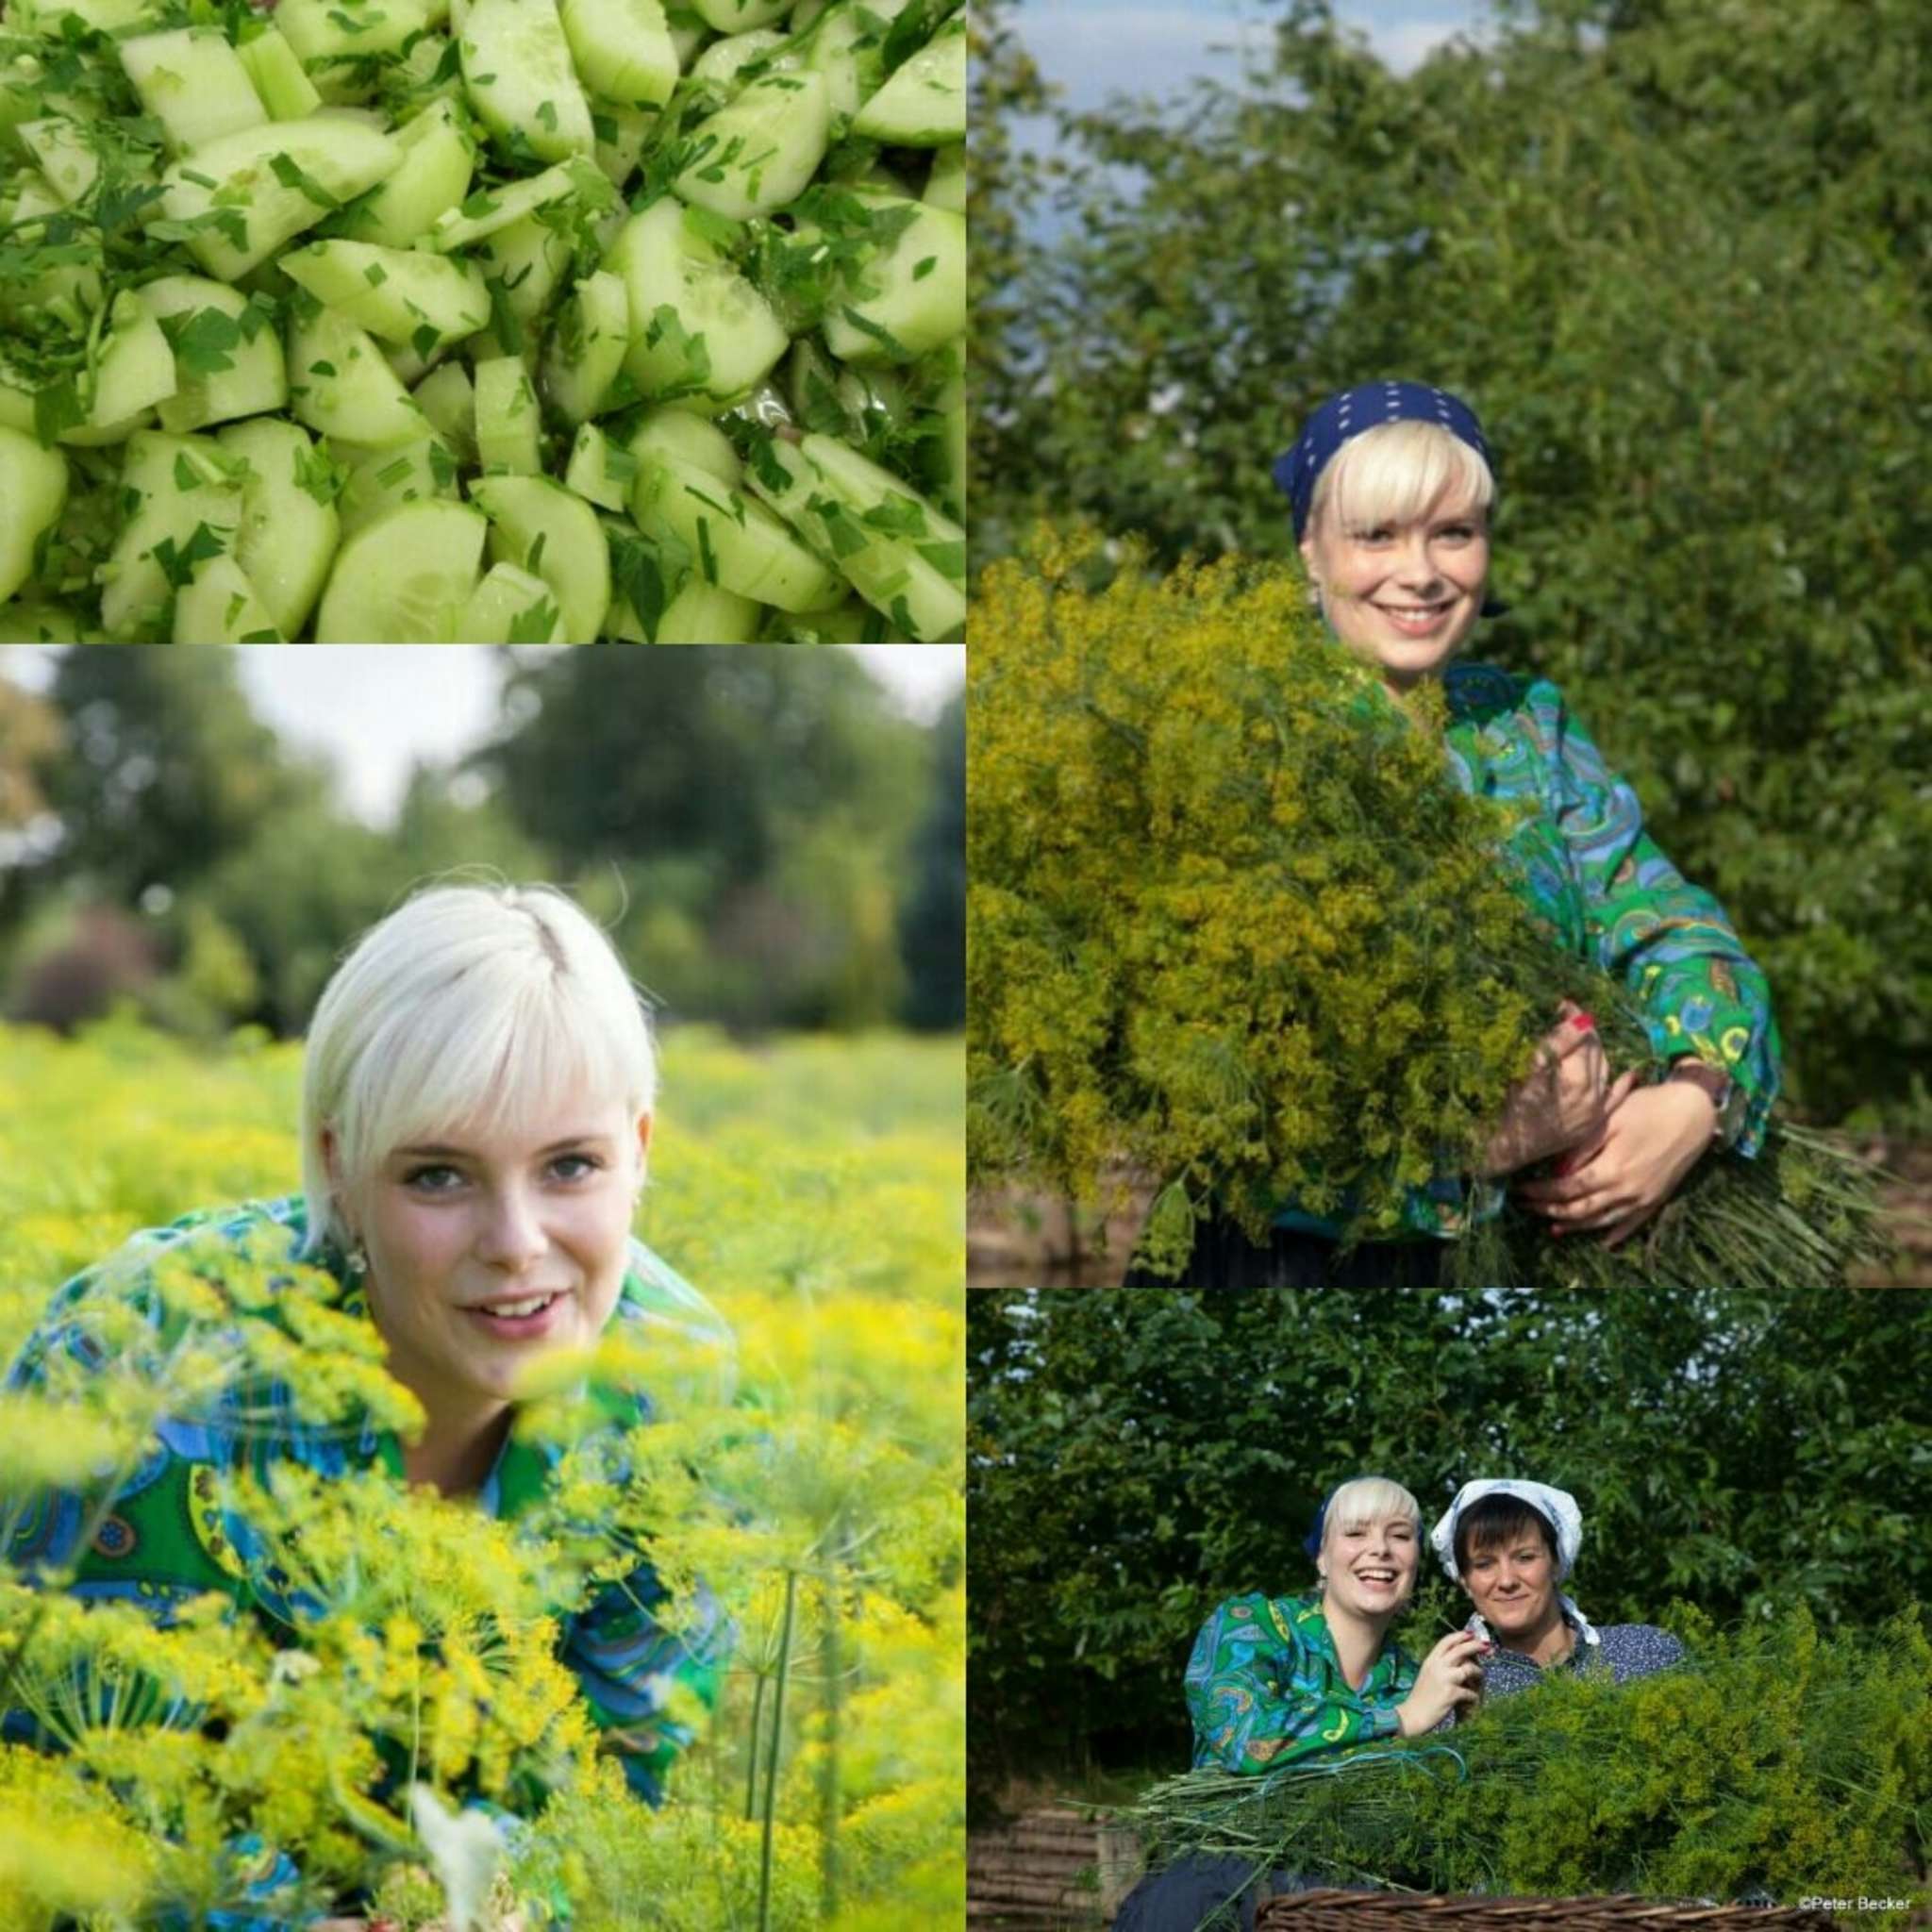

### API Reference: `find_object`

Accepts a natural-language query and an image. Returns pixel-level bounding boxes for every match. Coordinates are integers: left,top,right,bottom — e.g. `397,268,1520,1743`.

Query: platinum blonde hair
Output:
1322,1475,1423,1552
299,881,655,1254
1308,419,1495,539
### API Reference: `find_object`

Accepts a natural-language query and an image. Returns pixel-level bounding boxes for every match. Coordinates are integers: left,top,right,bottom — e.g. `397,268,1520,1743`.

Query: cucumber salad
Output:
0,0,965,641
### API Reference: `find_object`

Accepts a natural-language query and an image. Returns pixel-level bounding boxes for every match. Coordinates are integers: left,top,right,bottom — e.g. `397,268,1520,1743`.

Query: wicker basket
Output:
1254,1893,1840,1929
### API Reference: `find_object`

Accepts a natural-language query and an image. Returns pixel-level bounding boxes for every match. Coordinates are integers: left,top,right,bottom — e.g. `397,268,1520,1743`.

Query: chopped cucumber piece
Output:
474,357,543,473
469,472,609,642
0,425,70,606
541,270,630,424
313,498,489,640
630,447,841,612
852,9,964,145
218,416,342,640
820,192,964,363
334,100,475,247
459,561,567,641
461,0,595,163
558,0,679,108
174,553,287,641
101,430,246,641
119,28,268,155
236,29,324,123
139,276,288,434
290,302,431,448
281,241,491,346
675,70,830,221
338,434,461,538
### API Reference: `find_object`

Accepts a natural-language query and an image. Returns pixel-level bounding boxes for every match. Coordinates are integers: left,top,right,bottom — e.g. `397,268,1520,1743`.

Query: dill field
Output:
0,1016,964,1932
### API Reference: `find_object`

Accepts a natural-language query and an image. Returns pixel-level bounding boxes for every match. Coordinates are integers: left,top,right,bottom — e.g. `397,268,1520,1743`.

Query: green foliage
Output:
0,1021,963,1928
974,0,1932,1124
965,1286,1932,1795
1129,1607,1930,1920
898,691,965,1031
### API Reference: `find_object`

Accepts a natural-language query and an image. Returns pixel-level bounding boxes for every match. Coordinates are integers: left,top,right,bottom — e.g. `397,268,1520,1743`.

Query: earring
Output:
344,1240,368,1279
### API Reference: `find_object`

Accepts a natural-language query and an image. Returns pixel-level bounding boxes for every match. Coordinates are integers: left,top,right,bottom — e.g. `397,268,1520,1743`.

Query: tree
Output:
898,688,965,1030
974,0,1932,1120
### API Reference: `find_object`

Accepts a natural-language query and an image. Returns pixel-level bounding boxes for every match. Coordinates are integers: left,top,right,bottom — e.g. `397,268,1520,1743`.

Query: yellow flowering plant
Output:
0,1018,963,1931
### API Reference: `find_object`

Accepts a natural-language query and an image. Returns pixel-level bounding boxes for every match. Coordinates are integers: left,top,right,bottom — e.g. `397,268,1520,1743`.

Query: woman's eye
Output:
549,1152,603,1182
404,1164,463,1192
1350,525,1393,544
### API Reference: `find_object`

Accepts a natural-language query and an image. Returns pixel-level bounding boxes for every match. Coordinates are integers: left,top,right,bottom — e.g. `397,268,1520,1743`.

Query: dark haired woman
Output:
1430,1477,1683,1693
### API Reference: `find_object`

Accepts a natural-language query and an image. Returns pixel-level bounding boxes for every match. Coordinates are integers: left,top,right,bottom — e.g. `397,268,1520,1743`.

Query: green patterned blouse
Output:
1186,1591,1418,1774
1278,661,1784,1239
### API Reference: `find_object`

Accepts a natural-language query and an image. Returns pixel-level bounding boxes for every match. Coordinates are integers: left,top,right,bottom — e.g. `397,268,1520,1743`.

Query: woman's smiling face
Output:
343,1092,648,1439
1300,485,1491,691
1320,1509,1421,1620
1460,1529,1559,1640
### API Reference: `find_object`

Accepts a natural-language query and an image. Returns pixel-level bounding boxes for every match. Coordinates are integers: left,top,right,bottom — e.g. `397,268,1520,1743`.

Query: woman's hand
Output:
1396,1630,1486,1735
1515,1073,1716,1246
1478,1003,1609,1177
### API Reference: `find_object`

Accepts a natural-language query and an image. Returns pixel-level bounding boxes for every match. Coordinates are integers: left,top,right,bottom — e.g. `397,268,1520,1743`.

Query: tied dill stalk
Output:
1123,1607,1930,1922
968,527,1895,1289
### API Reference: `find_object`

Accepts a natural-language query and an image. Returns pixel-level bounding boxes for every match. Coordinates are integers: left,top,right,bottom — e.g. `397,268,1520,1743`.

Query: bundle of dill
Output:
967,529,1894,1288
1124,1607,1929,1924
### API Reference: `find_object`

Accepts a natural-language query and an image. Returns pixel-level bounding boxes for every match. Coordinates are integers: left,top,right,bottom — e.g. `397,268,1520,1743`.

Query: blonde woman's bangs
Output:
1313,419,1494,538
1324,1474,1422,1541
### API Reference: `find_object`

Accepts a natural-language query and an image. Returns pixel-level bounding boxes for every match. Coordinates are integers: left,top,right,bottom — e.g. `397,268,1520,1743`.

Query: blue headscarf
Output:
1272,380,1497,541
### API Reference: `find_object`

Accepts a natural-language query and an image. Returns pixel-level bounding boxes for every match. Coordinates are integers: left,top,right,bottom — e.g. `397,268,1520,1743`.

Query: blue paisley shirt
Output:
1279,662,1783,1238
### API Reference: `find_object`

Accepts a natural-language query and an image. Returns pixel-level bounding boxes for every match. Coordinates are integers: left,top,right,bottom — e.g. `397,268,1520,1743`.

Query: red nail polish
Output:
1571,1013,1595,1032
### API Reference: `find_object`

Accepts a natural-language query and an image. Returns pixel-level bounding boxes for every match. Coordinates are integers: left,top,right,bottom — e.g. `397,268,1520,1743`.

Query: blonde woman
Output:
1113,1476,1483,1930
4,882,731,1923
1134,382,1784,1289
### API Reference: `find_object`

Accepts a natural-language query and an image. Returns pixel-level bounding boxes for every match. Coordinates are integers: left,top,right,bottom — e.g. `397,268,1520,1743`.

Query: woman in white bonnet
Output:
1432,1478,1683,1697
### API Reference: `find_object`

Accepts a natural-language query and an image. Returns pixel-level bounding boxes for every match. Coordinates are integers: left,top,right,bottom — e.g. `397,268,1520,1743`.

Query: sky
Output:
1012,0,1491,108
1,646,965,827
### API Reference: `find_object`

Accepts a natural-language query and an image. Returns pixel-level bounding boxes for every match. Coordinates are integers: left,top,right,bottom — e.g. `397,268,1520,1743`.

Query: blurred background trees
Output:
0,648,965,1041
974,0,1932,1126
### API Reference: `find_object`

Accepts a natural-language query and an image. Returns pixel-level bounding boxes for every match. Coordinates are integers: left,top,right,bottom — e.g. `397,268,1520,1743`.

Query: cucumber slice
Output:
281,240,491,347
88,291,178,432
412,359,478,465
119,29,268,156
629,448,841,613
470,210,573,335
603,194,788,408
558,0,679,108
18,117,102,205
140,275,288,434
0,604,87,641
852,9,963,145
688,26,787,92
236,28,324,123
337,434,460,538
923,140,963,213
791,0,916,121
100,430,246,641
741,426,962,640
461,0,595,163
425,154,610,252
153,117,403,280
601,515,761,641
689,0,788,31
541,269,629,424
675,70,829,221
174,553,286,641
473,357,542,473
623,406,740,484
0,424,69,605
821,194,963,363
289,301,431,448
563,422,629,510
312,497,489,640
217,416,342,638
468,472,608,641
334,99,475,246
458,560,566,641
275,0,436,63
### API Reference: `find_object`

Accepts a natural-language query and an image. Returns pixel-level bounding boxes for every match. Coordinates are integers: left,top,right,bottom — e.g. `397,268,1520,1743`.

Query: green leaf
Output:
150,520,227,590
